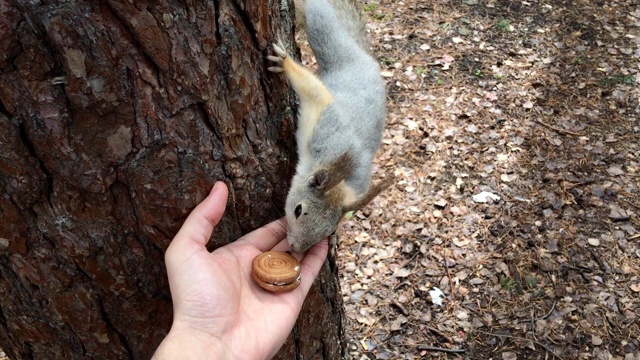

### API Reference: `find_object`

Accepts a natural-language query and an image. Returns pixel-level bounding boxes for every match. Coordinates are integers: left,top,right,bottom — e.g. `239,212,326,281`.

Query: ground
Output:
325,0,640,359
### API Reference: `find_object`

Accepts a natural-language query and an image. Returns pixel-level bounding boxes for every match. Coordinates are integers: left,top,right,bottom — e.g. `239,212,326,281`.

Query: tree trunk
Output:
0,0,344,359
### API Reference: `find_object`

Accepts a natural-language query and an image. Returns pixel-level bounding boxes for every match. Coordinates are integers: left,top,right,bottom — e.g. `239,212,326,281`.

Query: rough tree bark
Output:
0,0,344,359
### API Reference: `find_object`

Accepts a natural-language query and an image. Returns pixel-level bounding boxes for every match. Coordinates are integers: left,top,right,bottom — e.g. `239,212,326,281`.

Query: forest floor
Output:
316,0,640,359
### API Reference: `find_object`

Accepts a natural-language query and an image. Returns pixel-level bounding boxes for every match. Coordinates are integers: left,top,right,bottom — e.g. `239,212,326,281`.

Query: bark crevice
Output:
99,298,134,359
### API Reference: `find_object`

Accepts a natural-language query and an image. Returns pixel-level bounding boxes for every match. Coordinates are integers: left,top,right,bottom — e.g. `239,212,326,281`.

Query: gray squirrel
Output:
268,0,391,253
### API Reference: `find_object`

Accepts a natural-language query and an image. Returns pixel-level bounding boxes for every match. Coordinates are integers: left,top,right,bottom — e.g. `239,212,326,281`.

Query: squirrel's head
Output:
285,153,393,253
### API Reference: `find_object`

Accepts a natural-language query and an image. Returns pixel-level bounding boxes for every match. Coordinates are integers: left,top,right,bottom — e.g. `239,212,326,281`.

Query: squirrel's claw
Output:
272,41,288,58
267,41,287,73
268,66,284,73
266,55,283,64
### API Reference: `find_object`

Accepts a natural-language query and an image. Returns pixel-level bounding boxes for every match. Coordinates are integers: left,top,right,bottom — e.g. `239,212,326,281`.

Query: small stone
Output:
592,334,603,346
444,128,456,138
607,166,624,176
456,310,469,320
500,173,515,182
434,199,448,208
472,191,501,203
609,204,630,221
591,186,605,198
587,238,600,246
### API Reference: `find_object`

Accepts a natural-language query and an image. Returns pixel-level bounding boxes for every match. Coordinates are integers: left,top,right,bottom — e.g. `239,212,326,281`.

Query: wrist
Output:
153,325,229,360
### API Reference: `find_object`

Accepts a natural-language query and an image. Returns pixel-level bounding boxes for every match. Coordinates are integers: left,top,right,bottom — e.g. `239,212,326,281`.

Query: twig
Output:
417,345,466,354
406,250,421,263
426,326,454,343
511,265,524,295
539,299,557,320
563,264,592,273
442,247,456,303
534,119,583,136
629,234,640,240
531,308,537,340
588,248,611,274
519,299,557,323
476,330,565,360
390,299,409,316
616,133,640,140
620,198,640,211
563,264,592,281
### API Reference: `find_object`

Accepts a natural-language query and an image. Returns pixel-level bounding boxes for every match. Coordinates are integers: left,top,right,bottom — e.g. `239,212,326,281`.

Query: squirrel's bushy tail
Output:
327,0,368,51
296,0,377,73
295,0,369,52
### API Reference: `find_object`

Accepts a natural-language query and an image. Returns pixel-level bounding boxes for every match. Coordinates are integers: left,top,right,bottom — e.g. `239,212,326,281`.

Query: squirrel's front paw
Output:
267,40,288,73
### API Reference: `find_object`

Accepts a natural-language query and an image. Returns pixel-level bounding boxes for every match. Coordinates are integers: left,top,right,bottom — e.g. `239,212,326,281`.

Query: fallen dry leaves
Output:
320,0,640,358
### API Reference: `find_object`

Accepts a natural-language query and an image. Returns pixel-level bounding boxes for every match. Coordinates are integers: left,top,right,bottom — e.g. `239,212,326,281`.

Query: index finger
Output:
234,218,288,252
295,239,329,298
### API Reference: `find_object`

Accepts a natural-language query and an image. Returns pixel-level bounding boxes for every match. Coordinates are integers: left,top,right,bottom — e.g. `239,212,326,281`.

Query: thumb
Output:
171,182,229,250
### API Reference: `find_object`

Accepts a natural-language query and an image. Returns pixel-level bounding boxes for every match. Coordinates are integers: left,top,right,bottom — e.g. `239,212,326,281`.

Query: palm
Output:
163,183,328,359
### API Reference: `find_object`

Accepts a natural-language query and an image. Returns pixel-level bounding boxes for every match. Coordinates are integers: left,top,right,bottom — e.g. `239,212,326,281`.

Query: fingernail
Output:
210,181,222,195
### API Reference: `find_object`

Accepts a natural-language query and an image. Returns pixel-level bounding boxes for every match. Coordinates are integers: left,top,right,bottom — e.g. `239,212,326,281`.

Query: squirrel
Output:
268,0,391,253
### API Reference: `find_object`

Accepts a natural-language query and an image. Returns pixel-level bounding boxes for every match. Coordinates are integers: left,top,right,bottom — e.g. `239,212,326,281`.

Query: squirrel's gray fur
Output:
303,0,385,193
268,0,389,253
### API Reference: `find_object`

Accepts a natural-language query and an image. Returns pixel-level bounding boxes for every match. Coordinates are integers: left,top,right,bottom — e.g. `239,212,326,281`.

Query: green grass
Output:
598,75,635,87
363,3,378,12
430,69,444,85
500,275,517,290
525,276,538,289
380,56,396,65
363,3,384,20
495,18,511,32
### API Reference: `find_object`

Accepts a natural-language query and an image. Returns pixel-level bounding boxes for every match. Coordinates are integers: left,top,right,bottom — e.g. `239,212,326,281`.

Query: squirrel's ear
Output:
343,176,394,212
307,152,354,193
308,169,329,190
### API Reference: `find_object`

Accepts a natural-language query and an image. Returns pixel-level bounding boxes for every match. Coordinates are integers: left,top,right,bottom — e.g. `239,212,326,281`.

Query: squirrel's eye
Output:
294,204,303,219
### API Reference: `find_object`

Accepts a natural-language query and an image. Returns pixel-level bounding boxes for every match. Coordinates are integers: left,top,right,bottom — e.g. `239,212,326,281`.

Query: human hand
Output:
152,182,329,360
